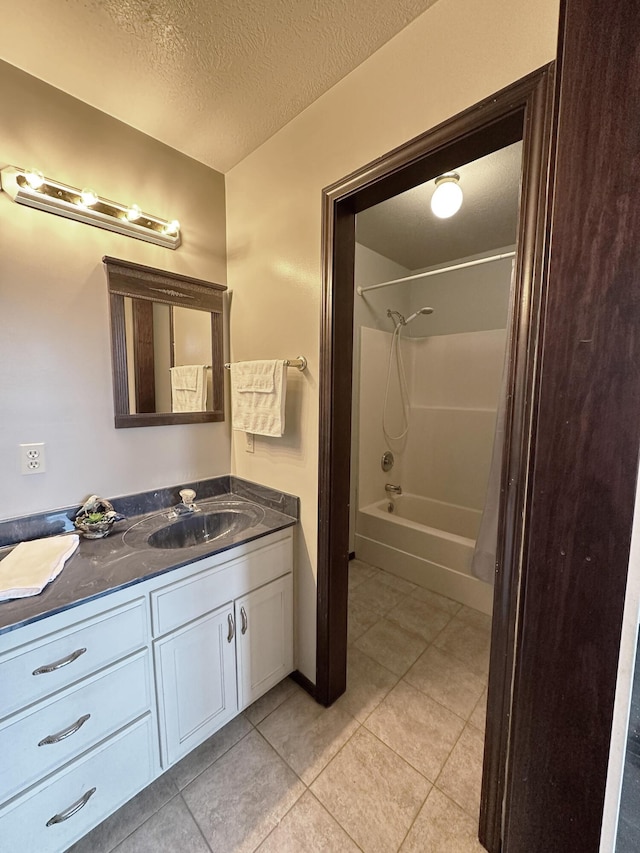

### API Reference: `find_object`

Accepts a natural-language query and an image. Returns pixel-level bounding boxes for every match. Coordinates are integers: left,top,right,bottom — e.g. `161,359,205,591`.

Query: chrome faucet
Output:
385,483,402,496
167,489,200,518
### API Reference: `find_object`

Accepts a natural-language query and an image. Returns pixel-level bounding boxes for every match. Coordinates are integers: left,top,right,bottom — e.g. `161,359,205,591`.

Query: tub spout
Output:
385,483,402,495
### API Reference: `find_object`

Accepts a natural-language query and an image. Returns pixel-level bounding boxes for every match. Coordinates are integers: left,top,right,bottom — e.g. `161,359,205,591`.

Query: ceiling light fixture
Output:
0,166,181,249
430,172,463,219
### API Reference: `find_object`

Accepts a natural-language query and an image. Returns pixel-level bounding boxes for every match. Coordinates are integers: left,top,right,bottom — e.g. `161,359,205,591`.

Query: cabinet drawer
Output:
151,535,292,637
0,650,151,804
0,715,155,853
0,598,148,720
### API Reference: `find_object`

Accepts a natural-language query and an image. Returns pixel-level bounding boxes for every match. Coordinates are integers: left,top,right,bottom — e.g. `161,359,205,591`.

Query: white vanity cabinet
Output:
150,528,293,768
0,525,294,851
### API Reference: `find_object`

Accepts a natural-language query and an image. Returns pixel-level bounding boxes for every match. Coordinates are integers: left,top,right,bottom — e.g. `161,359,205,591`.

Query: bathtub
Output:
355,493,493,614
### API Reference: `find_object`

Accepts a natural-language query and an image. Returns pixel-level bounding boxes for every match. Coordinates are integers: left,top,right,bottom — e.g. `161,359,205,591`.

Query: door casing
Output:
315,64,556,852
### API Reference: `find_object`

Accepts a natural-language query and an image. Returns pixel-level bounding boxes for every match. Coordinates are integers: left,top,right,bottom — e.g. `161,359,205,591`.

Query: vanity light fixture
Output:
430,172,463,219
0,165,181,249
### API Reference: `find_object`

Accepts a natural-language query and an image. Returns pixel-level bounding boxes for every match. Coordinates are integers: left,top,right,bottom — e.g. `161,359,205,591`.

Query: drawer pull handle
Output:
33,648,87,676
38,713,91,747
46,787,96,826
240,606,248,635
227,613,235,643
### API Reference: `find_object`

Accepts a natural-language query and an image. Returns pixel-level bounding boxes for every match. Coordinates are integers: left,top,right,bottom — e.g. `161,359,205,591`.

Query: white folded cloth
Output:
170,365,207,412
230,359,287,436
0,534,79,601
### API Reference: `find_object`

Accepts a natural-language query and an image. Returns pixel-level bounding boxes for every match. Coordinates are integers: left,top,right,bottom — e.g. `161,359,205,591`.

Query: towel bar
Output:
225,356,307,372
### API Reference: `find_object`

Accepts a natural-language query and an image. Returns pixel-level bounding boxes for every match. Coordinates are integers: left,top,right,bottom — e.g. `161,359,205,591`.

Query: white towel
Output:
230,359,287,436
170,365,207,412
232,360,276,393
0,534,79,601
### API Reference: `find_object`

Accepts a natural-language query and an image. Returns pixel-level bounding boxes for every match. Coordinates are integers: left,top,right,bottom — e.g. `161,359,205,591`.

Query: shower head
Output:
404,306,434,325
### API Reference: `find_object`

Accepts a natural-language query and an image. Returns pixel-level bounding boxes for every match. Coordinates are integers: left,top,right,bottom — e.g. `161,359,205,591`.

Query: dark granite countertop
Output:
0,478,298,637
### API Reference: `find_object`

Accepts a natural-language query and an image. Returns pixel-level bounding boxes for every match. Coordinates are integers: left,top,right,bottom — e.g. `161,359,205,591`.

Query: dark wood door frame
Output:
316,65,555,852
503,0,640,849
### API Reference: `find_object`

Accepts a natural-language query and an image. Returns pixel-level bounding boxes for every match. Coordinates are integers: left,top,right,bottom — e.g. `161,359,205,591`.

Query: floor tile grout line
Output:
243,678,300,727
305,789,367,853
431,718,482,815
399,666,488,724
177,789,216,853
396,781,434,853
247,679,308,730
353,564,465,612
305,718,365,790
432,779,482,823
347,642,405,681
105,791,184,853
356,721,445,790
176,725,256,793
251,722,320,788
351,628,487,724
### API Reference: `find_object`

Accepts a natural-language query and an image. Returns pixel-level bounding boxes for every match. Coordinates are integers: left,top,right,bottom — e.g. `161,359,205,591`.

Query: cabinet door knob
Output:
46,787,96,826
32,647,87,676
227,613,235,643
240,606,248,635
38,713,91,747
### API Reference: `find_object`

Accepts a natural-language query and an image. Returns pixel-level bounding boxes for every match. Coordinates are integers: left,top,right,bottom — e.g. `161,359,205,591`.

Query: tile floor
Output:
69,559,491,853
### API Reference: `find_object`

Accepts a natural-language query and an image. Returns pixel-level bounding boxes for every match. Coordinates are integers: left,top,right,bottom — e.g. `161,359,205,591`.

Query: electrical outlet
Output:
20,443,46,475
245,432,255,453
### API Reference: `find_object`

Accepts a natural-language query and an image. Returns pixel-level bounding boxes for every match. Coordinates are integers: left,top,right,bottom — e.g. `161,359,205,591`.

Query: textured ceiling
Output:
356,142,523,269
0,0,440,173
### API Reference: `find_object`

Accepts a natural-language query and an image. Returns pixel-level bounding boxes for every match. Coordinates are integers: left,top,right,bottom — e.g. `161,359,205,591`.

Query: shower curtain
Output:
470,262,516,585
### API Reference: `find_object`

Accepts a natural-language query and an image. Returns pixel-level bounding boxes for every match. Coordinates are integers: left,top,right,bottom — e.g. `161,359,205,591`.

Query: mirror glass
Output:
123,300,214,414
104,256,227,428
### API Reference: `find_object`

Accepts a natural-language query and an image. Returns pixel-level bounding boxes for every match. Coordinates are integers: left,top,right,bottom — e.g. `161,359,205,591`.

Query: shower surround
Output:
355,325,506,613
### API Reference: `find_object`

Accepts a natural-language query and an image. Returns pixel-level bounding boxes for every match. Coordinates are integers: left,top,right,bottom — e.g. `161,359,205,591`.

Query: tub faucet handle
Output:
385,483,402,495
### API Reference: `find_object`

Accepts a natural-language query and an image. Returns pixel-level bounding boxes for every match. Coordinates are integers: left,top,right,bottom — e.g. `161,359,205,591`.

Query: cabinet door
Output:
154,604,238,767
235,575,293,710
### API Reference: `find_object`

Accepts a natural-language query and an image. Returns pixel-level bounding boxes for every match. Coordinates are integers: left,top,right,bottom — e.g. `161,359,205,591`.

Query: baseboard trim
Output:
290,669,317,700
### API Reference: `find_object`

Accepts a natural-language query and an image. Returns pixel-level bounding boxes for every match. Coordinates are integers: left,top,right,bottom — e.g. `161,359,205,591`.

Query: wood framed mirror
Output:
103,256,227,428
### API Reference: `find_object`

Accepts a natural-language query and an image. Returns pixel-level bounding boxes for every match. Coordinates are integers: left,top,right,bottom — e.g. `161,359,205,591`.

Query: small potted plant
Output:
74,495,124,539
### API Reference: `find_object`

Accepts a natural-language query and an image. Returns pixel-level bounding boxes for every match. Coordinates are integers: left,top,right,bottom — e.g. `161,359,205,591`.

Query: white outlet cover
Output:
20,443,46,474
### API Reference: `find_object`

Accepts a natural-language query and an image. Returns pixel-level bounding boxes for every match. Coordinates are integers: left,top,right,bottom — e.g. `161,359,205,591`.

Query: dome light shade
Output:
430,173,463,218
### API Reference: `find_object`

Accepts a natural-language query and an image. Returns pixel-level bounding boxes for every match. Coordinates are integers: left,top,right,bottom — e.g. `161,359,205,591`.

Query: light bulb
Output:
126,204,141,222
80,188,99,207
25,169,45,190
163,219,180,236
430,173,463,219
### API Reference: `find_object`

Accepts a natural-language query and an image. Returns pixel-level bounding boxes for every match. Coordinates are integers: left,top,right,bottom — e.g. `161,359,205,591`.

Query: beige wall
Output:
0,60,229,520
226,0,559,681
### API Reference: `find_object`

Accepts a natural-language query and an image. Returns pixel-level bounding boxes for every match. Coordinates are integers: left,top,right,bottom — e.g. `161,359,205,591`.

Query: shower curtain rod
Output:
356,250,516,296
